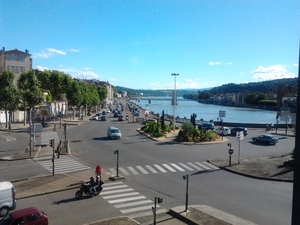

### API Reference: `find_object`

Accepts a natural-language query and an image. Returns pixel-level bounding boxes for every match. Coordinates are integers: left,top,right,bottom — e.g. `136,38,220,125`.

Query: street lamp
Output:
171,73,179,131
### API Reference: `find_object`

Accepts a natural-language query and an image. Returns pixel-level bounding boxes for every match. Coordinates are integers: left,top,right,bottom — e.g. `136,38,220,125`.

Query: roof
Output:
10,207,40,218
0,181,13,190
0,48,31,56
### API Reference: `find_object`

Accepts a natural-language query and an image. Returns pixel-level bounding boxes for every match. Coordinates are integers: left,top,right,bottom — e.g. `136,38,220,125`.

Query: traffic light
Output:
49,139,54,148
157,197,163,203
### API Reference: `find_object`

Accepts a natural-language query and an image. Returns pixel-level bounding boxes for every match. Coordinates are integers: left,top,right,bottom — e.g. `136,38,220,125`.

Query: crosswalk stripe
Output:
108,161,218,177
170,163,185,171
194,162,211,170
202,161,219,170
136,166,149,174
119,167,130,176
109,168,116,175
103,181,123,186
103,185,128,190
114,200,153,208
131,209,168,219
145,165,158,173
128,166,139,175
162,164,176,172
178,163,194,171
102,192,140,199
101,188,134,195
35,156,91,174
108,196,147,204
153,164,167,173
187,162,204,171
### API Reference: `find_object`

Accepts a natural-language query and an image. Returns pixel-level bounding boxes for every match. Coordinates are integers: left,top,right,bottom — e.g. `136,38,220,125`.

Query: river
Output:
130,97,284,124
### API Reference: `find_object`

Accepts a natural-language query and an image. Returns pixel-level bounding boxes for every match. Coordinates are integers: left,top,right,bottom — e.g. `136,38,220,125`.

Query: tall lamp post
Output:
171,73,179,131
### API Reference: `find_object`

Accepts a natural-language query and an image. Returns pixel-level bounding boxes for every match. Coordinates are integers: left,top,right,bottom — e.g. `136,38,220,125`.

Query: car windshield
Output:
111,129,119,133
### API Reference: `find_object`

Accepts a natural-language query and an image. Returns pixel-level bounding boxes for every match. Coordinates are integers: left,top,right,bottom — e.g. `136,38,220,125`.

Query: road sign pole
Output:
238,139,241,164
114,150,119,177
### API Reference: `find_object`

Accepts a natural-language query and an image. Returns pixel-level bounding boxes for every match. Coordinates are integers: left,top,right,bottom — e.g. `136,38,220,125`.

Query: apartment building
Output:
0,47,32,85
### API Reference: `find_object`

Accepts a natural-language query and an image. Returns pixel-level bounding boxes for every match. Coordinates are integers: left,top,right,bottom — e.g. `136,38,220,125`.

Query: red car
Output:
118,115,125,121
0,207,48,225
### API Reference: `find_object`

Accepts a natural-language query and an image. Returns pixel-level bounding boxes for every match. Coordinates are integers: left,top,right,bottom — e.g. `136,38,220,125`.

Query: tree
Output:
17,70,44,125
66,80,84,119
161,110,165,130
37,70,72,101
0,71,21,129
97,86,108,105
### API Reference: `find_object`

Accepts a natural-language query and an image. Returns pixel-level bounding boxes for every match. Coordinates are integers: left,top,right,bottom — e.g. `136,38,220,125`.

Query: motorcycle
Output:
75,178,104,199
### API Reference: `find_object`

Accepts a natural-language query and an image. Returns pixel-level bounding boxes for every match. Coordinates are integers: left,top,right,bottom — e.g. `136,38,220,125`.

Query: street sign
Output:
228,148,234,155
114,150,119,154
219,110,226,117
236,131,244,140
152,206,156,214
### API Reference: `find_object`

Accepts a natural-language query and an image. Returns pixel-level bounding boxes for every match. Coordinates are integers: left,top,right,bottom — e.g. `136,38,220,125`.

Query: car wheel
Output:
0,206,9,217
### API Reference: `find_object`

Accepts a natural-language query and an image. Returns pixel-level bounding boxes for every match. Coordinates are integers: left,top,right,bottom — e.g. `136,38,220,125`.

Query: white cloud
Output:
209,61,233,66
70,48,80,52
35,65,49,71
252,65,296,80
33,48,66,59
209,62,222,65
48,48,66,55
293,63,298,67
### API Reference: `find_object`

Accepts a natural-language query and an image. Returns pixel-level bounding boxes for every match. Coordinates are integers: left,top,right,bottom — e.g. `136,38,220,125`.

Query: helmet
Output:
96,175,100,180
90,177,94,182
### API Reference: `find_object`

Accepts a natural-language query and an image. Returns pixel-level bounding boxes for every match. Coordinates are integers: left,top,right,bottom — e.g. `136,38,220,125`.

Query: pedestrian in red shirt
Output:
95,164,102,178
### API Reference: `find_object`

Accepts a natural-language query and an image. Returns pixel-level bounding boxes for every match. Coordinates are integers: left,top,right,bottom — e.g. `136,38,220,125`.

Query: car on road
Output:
252,134,279,145
198,123,214,131
0,207,48,225
214,127,231,136
107,126,121,139
100,115,107,121
118,115,125,121
230,127,248,136
90,115,98,121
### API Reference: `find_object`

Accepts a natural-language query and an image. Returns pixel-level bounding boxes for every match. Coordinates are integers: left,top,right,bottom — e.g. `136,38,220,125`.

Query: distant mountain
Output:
115,86,208,97
116,78,298,97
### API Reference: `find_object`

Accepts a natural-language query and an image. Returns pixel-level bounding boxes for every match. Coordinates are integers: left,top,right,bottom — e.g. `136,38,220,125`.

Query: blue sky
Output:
1,0,299,90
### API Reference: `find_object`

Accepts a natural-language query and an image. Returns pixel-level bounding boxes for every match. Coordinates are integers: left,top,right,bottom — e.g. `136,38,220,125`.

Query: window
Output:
20,66,24,73
10,54,15,60
10,65,15,72
19,55,24,61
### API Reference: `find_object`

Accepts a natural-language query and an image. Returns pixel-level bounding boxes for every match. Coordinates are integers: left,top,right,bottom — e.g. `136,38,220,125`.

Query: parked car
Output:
107,126,121,139
230,127,248,136
214,127,231,136
134,111,140,116
0,181,16,217
100,115,107,121
90,115,98,121
118,115,125,121
252,134,279,145
102,111,107,115
198,123,214,131
0,207,48,225
113,112,119,117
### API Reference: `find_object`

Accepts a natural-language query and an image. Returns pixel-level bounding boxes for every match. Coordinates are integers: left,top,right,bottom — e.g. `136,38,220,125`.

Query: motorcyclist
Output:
88,177,96,194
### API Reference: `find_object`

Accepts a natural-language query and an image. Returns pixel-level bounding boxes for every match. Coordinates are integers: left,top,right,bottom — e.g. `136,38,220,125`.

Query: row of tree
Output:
0,70,108,129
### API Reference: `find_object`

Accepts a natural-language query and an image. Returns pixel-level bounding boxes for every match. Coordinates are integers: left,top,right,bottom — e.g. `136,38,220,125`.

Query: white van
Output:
107,126,121,139
0,181,16,217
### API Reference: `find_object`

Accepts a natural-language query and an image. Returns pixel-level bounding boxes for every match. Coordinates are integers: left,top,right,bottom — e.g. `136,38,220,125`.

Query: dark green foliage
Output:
161,110,165,130
190,113,196,128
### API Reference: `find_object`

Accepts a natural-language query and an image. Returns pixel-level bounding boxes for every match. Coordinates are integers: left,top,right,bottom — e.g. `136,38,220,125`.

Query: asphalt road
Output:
0,111,295,225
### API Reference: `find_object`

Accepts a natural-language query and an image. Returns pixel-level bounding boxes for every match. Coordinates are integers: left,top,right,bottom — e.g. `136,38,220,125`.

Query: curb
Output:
207,160,293,183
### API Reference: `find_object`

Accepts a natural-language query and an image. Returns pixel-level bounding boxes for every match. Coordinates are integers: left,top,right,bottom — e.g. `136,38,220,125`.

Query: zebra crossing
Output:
34,155,91,174
108,161,219,177
100,181,166,217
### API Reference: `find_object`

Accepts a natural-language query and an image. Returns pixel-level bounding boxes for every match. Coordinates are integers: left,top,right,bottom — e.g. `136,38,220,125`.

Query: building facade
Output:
0,47,32,85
